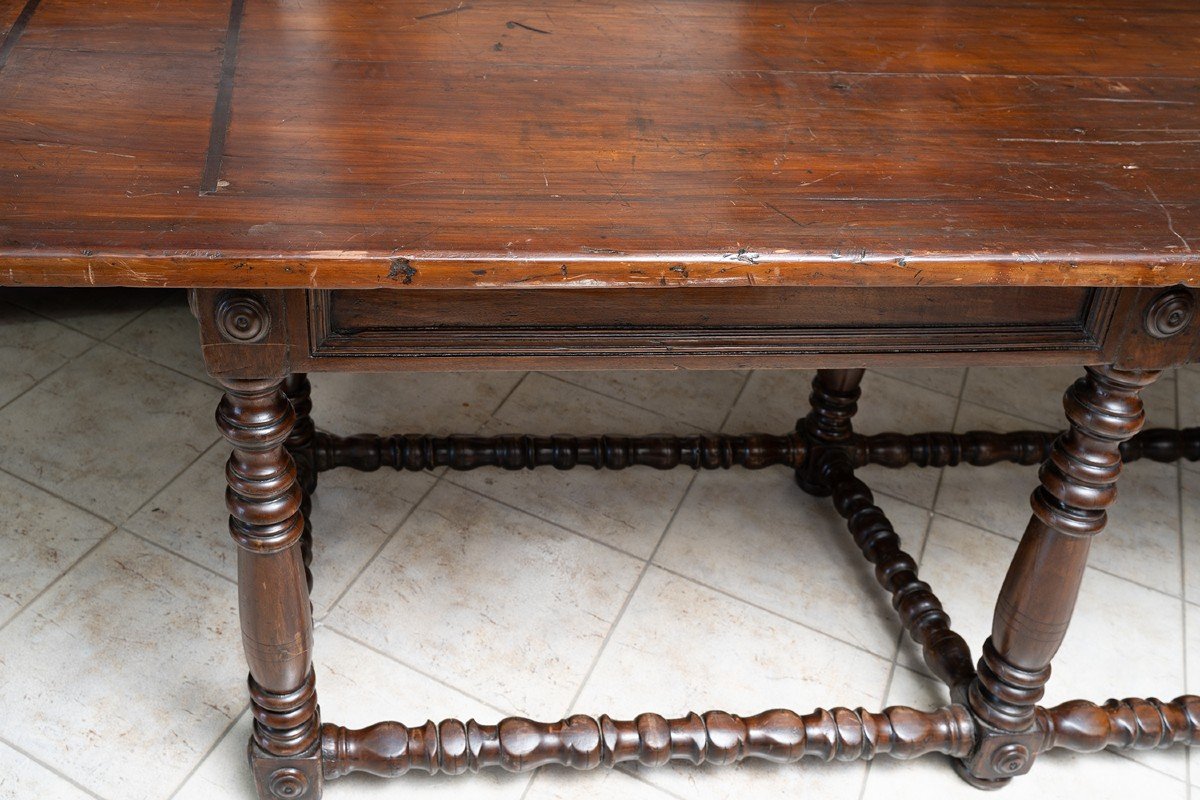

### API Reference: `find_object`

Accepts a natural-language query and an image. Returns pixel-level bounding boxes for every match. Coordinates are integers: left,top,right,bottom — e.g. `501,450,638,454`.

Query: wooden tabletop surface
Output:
0,0,1197,289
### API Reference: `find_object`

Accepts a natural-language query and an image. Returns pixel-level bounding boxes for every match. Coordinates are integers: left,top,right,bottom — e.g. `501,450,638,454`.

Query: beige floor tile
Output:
901,515,1188,778
1186,603,1200,787
937,402,1183,596
1179,366,1199,474
0,741,94,800
0,344,220,523
0,287,169,340
309,371,526,435
574,567,888,800
327,482,643,719
175,627,528,800
0,302,94,408
107,292,212,384
963,365,1177,430
724,369,954,508
935,401,1055,539
0,531,244,800
125,441,436,617
450,373,697,558
863,666,1188,800
1185,470,1200,604
872,366,966,398
525,769,677,800
655,468,930,658
547,370,747,431
0,470,113,626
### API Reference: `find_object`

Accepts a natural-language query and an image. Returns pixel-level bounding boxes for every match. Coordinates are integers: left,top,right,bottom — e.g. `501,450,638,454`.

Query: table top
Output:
0,0,1197,289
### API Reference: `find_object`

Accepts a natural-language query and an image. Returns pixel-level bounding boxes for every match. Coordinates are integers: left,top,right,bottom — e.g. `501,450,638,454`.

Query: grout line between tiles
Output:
0,527,117,638
317,475,444,622
0,463,112,529
124,528,238,589
563,371,753,718
515,769,538,800
625,768,690,800
105,337,223,393
0,337,102,416
100,290,175,341
318,625,513,718
933,504,1186,603
870,369,966,401
538,371,715,432
1177,371,1192,792
962,368,1178,434
0,733,107,800
164,702,250,800
564,470,702,718
497,370,533,408
0,423,223,639
443,478,659,560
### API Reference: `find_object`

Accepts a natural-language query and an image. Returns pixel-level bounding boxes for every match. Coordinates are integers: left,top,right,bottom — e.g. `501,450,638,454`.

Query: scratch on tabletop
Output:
1148,186,1192,253
415,4,471,20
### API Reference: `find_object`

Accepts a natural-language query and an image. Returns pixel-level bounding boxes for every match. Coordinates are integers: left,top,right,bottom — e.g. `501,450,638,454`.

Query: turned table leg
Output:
959,364,1160,787
797,368,865,495
219,378,324,800
283,374,316,593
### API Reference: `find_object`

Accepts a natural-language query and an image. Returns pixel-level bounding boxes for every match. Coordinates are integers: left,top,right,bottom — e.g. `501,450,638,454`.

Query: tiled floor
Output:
0,288,1198,800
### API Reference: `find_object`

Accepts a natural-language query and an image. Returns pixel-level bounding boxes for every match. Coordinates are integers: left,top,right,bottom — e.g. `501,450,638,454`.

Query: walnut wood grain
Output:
1,1,1198,289
1039,696,1200,754
310,426,1200,475
313,431,806,473
283,373,316,593
822,450,976,697
963,365,1160,785
320,706,977,778
218,377,323,797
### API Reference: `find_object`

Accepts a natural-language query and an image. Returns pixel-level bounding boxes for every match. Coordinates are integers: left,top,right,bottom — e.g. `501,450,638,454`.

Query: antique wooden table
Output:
2,0,1199,797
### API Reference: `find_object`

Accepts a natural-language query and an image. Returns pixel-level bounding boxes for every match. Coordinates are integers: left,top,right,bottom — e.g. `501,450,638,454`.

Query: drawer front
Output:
298,286,1117,370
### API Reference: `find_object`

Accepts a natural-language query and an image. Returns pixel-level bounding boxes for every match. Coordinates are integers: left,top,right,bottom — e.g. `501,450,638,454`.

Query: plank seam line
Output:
200,0,247,195
0,0,43,73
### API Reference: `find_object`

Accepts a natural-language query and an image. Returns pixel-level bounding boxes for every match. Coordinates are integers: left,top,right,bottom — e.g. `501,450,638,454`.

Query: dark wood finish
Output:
796,368,866,494
316,694,1200,779
799,369,975,697
310,426,1200,475
963,365,1159,786
283,373,316,594
6,1,1200,796
218,377,323,799
314,431,805,473
1,1,1199,289
825,451,976,699
301,286,1118,371
320,705,979,777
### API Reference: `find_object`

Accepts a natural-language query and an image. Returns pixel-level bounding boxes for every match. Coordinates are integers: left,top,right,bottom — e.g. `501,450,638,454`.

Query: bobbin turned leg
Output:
797,368,866,495
282,374,316,593
219,378,323,800
958,365,1160,788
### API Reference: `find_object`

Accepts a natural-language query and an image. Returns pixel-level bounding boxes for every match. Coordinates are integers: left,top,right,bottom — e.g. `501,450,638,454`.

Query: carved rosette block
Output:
216,292,271,343
218,378,322,798
320,705,976,778
1144,287,1195,339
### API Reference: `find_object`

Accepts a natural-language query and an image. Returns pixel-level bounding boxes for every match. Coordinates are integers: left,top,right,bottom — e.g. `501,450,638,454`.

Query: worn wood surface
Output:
1,0,1197,289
